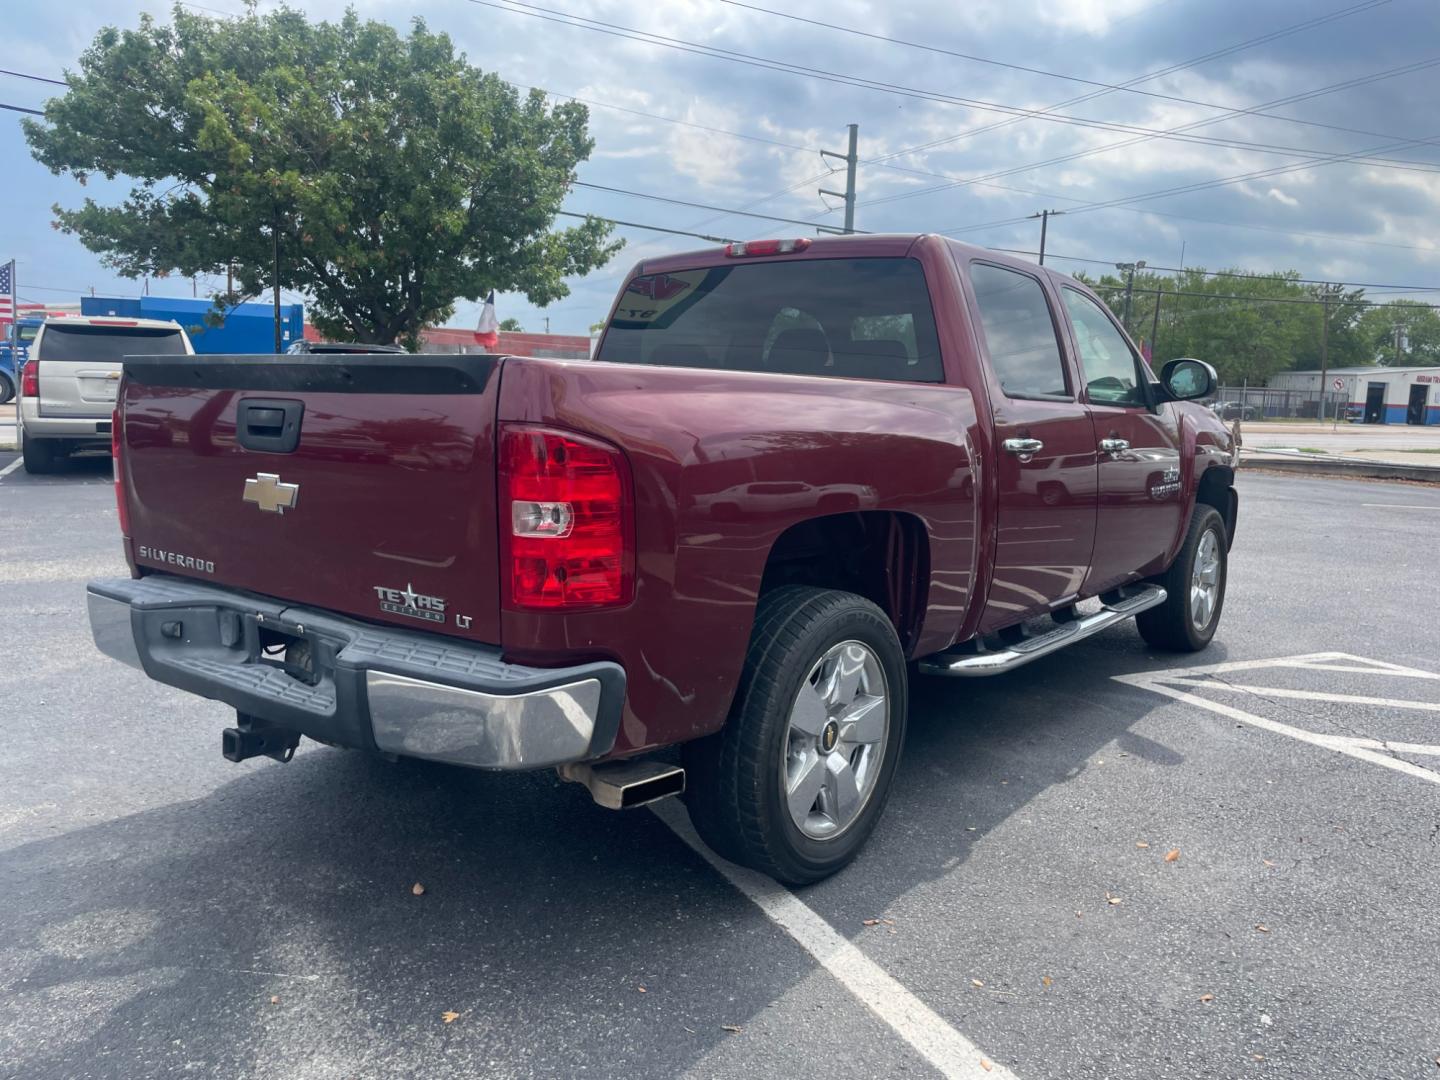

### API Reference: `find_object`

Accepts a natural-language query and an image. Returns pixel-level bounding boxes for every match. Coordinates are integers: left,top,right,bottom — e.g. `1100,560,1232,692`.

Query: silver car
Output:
18,316,193,474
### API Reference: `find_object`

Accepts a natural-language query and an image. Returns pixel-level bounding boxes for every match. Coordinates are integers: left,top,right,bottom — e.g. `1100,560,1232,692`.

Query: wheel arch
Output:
758,510,931,657
1195,463,1238,549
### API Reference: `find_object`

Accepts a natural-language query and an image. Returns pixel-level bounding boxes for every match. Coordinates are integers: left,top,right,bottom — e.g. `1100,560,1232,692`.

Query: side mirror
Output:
1159,357,1216,402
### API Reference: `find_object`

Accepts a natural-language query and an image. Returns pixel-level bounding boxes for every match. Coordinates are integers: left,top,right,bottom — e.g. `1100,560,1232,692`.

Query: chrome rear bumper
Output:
86,576,624,770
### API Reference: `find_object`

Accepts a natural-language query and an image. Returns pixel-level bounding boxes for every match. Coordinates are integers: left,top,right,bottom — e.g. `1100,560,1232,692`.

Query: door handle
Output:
1002,437,1044,462
1099,438,1131,455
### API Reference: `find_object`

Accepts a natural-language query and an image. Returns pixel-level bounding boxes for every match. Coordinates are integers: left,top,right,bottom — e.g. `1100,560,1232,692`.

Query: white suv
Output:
18,316,193,474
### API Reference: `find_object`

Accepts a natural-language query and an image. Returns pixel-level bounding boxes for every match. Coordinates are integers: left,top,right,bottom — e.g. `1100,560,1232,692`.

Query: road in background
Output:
1240,420,1440,462
1,461,1437,1079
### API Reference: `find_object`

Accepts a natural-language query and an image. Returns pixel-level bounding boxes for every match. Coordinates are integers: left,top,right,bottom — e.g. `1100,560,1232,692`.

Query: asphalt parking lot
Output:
1,455,1437,1080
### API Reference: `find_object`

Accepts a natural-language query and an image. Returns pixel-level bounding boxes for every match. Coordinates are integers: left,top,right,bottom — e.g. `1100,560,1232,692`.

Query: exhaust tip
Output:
560,760,685,810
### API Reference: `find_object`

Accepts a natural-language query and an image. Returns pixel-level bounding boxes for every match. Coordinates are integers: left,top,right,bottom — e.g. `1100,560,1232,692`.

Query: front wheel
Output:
683,586,907,885
0,372,14,406
1136,504,1228,651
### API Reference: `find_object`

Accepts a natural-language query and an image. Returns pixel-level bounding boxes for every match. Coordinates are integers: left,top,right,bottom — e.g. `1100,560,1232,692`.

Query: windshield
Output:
597,257,943,382
18,325,39,345
37,323,186,361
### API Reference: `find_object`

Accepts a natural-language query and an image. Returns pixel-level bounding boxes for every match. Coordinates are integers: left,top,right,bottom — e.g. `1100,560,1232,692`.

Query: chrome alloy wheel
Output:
781,640,890,841
1191,527,1222,631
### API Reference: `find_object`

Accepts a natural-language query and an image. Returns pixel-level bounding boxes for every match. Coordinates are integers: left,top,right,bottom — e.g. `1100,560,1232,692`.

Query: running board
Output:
918,586,1168,677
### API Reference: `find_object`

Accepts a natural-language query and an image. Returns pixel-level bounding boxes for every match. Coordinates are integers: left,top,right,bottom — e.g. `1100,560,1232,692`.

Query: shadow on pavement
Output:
0,631,1228,1078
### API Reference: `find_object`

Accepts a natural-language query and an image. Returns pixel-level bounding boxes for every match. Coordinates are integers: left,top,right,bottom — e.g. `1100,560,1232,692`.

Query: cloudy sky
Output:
3,0,1439,335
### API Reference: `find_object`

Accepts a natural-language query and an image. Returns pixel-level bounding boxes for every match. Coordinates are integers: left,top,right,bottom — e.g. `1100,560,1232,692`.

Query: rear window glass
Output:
37,324,186,362
597,258,944,382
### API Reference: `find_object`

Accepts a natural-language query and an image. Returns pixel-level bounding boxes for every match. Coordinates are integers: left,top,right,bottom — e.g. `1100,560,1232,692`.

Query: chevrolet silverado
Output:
87,234,1236,883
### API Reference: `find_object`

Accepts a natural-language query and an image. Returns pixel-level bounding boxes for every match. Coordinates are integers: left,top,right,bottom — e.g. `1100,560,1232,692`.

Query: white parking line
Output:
0,457,22,481
1116,652,1440,786
1166,679,1440,713
651,798,1016,1080
1362,503,1440,511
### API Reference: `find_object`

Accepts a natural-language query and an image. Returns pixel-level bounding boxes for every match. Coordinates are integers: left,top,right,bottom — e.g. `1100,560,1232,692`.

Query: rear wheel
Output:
1136,505,1227,652
0,372,14,406
21,433,62,475
683,586,907,884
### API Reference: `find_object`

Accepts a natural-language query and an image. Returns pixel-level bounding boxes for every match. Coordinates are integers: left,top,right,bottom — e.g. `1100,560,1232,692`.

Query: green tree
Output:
1356,300,1440,366
24,6,621,346
499,317,524,332
1084,267,1333,384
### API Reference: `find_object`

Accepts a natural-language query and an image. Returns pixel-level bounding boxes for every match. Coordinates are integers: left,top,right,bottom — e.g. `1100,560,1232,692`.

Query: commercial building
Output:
1268,365,1440,425
82,296,305,354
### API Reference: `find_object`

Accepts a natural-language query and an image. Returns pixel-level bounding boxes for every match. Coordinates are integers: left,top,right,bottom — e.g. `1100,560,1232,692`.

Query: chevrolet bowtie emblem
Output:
243,472,300,514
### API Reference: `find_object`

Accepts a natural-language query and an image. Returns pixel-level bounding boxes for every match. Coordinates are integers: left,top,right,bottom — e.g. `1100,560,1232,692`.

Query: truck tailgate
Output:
118,353,503,645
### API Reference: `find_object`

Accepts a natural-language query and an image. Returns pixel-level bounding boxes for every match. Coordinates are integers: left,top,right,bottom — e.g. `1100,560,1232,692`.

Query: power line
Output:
860,54,1440,211
989,248,1440,308
467,0,1440,175
1,101,43,115
514,81,819,154
555,210,736,244
571,181,873,233
0,68,66,87
713,0,1434,151
13,38,1433,256
856,0,1394,167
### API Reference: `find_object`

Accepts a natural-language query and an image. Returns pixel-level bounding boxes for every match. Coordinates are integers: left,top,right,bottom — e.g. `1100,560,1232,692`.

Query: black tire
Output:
683,586,908,885
21,433,61,475
0,372,14,406
1136,504,1228,652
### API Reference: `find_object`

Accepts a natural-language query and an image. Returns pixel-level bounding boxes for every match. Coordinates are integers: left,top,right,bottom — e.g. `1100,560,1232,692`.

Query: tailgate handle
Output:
237,398,304,453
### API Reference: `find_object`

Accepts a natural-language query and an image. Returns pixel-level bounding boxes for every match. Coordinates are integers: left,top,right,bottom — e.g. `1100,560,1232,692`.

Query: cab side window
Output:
1062,289,1147,407
969,263,1069,400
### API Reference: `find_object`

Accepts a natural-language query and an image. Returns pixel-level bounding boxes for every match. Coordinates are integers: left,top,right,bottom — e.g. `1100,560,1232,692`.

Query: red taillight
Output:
499,424,633,610
20,361,37,398
112,408,130,536
724,238,812,258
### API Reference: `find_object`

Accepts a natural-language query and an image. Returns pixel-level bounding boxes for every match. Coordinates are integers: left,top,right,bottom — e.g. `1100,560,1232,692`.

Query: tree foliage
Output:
24,5,622,345
1078,267,1440,383
1356,300,1440,366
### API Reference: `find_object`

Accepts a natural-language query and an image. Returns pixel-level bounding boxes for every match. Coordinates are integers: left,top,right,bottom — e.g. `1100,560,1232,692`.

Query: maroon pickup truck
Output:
87,234,1236,883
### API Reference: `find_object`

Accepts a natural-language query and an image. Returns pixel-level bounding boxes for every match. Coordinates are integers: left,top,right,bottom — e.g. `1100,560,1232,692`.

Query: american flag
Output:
0,260,15,325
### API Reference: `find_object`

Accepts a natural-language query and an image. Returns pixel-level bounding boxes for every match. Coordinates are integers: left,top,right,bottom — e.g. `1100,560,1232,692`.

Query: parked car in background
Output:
1210,401,1259,421
285,341,407,355
89,234,1237,884
18,315,193,474
0,317,44,405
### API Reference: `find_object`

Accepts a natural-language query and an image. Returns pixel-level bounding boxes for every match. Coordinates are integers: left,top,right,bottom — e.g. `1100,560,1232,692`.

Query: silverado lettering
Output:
88,234,1237,884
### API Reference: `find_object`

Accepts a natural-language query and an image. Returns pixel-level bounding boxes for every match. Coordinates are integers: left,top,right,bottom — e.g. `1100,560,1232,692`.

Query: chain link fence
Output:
1212,385,1353,421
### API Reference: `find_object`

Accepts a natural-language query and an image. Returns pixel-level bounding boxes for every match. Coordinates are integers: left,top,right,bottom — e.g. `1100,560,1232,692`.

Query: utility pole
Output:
819,123,859,234
544,316,550,334
1115,260,1146,332
1318,292,1330,422
272,205,282,354
1394,323,1405,367
1149,283,1164,360
1028,209,1064,265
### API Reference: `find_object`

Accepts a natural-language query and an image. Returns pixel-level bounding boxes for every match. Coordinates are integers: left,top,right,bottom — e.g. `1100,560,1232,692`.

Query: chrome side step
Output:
918,585,1167,678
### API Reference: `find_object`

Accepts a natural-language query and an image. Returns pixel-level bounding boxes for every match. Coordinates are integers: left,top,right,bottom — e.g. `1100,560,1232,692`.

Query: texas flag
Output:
474,290,500,350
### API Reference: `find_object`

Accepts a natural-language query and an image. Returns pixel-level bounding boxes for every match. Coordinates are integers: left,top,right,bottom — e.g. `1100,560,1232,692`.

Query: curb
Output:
1240,453,1440,484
